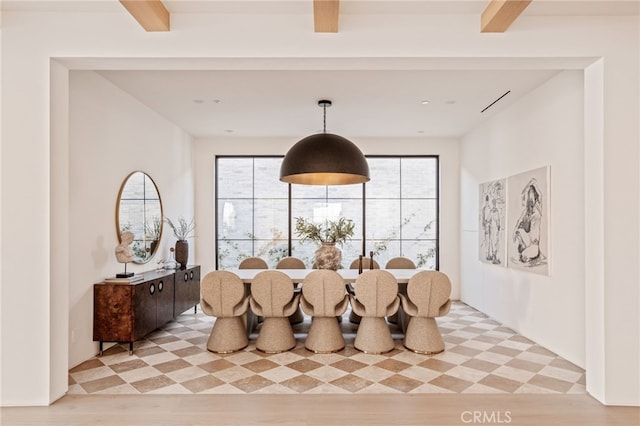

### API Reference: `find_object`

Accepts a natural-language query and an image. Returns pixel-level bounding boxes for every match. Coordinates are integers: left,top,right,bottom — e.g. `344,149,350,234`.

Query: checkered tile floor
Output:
68,302,586,395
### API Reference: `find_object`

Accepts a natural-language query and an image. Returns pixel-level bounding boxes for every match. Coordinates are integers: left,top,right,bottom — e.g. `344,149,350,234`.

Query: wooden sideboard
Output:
93,265,201,355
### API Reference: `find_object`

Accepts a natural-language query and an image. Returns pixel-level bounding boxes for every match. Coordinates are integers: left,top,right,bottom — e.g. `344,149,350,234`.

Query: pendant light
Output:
280,100,370,185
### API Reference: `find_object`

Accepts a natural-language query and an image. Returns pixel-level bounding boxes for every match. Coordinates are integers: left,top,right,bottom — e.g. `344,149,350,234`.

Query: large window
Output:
216,156,438,270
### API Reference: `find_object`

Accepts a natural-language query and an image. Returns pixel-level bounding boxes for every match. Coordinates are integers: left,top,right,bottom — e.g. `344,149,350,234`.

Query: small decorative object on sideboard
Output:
115,231,135,278
104,274,144,284
164,216,195,269
295,216,355,271
163,247,180,270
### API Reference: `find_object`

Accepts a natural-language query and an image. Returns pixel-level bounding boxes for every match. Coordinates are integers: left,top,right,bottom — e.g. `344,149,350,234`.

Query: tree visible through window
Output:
215,156,438,269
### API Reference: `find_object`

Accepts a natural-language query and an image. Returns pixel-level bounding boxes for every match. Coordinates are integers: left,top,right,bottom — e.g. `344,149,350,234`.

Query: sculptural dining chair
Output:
349,257,380,270
275,256,306,325
349,270,400,354
384,257,416,326
238,256,268,333
398,270,452,354
200,271,250,353
385,257,416,269
238,256,269,269
249,270,301,353
299,270,350,353
275,256,306,269
347,257,381,324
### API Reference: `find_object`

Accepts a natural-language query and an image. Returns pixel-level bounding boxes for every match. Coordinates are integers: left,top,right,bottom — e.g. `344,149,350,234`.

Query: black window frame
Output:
214,155,439,270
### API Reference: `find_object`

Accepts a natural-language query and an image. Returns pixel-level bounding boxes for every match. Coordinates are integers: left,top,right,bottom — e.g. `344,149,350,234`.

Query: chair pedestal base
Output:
305,316,345,353
207,317,248,353
354,317,395,354
403,317,445,355
256,317,296,353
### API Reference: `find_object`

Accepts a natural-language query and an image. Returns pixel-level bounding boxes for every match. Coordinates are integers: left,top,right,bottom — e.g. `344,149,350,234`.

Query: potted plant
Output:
164,216,195,269
294,217,355,270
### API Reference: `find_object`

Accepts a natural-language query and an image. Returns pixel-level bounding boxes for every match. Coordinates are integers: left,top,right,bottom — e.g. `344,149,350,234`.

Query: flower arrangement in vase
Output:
294,217,355,270
164,216,195,269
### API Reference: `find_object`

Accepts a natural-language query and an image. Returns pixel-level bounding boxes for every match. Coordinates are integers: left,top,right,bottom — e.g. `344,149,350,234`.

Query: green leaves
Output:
294,216,355,245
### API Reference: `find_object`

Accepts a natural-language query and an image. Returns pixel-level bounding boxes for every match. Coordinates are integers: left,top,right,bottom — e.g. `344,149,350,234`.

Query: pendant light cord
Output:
323,103,327,133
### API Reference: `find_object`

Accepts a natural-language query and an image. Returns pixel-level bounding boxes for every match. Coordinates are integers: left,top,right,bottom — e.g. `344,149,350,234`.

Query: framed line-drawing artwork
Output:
479,178,507,266
507,166,550,275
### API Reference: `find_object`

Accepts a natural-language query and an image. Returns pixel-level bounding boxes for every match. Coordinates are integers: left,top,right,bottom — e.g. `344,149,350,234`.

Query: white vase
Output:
313,242,342,271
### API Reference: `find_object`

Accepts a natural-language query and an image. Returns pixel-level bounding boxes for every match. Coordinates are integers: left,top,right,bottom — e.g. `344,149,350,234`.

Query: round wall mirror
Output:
116,171,163,264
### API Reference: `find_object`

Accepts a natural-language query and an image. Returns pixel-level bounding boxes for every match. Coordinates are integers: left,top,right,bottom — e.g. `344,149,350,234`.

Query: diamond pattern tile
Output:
69,302,586,395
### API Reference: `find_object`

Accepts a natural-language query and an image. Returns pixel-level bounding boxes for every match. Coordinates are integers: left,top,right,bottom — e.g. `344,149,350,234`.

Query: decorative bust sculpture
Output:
116,231,135,263
115,231,135,278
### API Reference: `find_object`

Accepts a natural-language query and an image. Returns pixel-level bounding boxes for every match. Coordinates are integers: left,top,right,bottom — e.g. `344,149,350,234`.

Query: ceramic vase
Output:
175,240,189,269
313,242,342,271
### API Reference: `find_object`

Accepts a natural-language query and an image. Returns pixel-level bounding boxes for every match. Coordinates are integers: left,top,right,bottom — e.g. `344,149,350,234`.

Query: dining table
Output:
221,268,424,336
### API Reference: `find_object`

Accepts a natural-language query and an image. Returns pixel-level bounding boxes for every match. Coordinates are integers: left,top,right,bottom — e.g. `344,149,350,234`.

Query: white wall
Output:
0,9,637,406
68,71,196,369
460,70,585,366
193,137,460,298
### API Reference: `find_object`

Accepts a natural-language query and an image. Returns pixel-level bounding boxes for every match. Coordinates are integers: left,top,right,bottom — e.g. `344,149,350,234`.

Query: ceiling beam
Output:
481,0,532,33
119,0,170,32
314,0,339,33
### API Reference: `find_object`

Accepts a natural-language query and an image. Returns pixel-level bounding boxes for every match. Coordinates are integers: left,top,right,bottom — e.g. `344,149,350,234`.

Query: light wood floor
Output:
2,394,638,426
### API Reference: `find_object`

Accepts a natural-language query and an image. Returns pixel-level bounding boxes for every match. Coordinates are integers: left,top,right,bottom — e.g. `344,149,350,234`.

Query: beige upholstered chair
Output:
275,256,306,324
238,256,269,269
385,257,417,269
349,257,380,270
239,256,268,331
299,270,350,353
347,257,380,324
249,270,301,353
384,257,416,325
200,271,250,353
398,270,452,354
349,270,400,354
275,256,306,269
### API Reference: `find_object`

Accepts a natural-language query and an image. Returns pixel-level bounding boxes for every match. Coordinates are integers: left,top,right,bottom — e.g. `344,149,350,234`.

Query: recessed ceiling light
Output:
212,99,221,104
420,100,430,105
193,99,204,104
417,130,425,134
445,100,457,105
224,129,233,133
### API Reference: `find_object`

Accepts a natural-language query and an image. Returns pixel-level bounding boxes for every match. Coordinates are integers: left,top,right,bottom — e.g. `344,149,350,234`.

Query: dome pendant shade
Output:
280,133,370,185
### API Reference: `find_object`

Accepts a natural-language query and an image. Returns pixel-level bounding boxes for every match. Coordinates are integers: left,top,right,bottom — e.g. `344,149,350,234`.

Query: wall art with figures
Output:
479,166,550,276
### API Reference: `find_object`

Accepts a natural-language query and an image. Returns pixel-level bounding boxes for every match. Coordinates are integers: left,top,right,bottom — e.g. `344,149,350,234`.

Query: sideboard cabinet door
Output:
174,265,201,317
93,269,178,355
93,284,134,344
155,276,175,326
